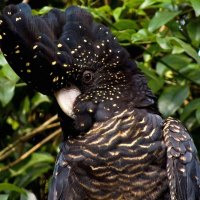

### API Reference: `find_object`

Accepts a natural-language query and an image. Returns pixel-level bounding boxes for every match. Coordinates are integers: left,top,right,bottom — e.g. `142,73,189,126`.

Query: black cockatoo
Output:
0,3,200,200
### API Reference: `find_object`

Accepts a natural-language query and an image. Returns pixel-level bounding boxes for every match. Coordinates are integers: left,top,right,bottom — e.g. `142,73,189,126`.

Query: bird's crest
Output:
0,4,129,94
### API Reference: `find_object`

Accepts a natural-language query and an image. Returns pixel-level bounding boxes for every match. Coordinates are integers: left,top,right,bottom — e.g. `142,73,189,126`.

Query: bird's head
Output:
0,4,156,135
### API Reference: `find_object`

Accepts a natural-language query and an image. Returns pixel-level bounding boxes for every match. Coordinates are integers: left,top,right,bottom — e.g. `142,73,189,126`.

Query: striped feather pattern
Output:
50,109,169,200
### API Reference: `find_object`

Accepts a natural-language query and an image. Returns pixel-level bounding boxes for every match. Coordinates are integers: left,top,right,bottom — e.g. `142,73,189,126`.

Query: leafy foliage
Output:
1,0,200,199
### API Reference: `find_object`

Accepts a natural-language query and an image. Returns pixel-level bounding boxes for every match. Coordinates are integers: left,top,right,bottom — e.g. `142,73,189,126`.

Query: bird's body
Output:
50,109,169,200
0,3,200,200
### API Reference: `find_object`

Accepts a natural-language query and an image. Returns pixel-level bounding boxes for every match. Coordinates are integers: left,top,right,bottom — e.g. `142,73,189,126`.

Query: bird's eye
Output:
82,70,93,84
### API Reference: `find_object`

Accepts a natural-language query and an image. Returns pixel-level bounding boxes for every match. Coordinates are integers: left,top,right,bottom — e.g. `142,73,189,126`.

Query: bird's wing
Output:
163,117,200,200
48,146,72,200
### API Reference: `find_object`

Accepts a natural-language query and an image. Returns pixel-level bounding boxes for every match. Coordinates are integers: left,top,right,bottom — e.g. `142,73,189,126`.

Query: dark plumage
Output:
0,3,200,200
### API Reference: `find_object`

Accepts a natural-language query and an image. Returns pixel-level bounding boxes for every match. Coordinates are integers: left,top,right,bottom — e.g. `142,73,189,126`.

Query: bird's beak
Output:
54,86,81,119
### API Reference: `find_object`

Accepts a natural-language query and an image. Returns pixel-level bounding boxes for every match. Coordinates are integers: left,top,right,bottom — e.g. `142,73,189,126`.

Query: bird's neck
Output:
64,108,164,159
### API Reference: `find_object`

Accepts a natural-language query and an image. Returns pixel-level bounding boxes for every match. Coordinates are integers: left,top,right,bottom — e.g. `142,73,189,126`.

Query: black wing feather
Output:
48,153,70,200
163,117,200,200
0,4,75,94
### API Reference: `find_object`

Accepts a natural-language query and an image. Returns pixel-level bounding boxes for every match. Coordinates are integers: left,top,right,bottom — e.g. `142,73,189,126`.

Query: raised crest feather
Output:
0,4,129,94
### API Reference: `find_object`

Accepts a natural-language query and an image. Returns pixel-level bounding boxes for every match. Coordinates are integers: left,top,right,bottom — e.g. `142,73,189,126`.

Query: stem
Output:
0,128,61,172
104,0,109,5
0,115,59,160
15,83,27,87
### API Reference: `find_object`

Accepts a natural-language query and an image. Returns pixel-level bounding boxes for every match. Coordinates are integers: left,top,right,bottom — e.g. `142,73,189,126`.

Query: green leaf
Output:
190,0,200,16
195,108,200,124
172,45,185,54
0,54,8,66
158,85,189,117
140,0,158,8
89,6,112,24
12,153,54,176
169,38,200,64
0,183,26,194
21,96,30,116
139,64,164,93
15,164,52,188
113,19,137,30
31,93,51,109
156,62,167,76
0,77,15,107
0,59,19,106
167,21,185,40
140,0,170,9
124,0,144,8
148,77,164,93
156,37,171,50
161,37,200,64
1,64,19,83
179,63,199,74
184,115,197,130
181,98,200,121
131,29,155,44
32,6,53,15
0,194,9,200
148,10,180,32
186,69,200,84
161,54,192,71
187,19,200,47
113,29,135,43
113,7,124,21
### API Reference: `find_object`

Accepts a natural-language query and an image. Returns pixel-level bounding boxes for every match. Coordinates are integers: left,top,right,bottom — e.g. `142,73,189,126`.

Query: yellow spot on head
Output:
0,35,2,40
52,61,57,65
15,50,20,54
26,62,30,67
57,43,62,48
16,17,21,21
63,64,68,67
27,69,31,73
57,52,61,55
88,109,93,113
53,76,59,82
33,45,38,49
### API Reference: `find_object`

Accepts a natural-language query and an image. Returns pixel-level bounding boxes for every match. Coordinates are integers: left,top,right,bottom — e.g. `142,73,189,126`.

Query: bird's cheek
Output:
54,86,81,119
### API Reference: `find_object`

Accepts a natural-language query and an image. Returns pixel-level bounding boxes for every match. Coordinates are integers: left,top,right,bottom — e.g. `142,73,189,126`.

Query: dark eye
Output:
82,70,93,84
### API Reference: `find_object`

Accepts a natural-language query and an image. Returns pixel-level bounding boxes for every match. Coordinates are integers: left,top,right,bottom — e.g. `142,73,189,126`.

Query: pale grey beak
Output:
54,86,81,119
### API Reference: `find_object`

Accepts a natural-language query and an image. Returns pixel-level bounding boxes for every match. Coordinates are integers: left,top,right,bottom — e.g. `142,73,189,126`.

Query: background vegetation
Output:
1,0,200,199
